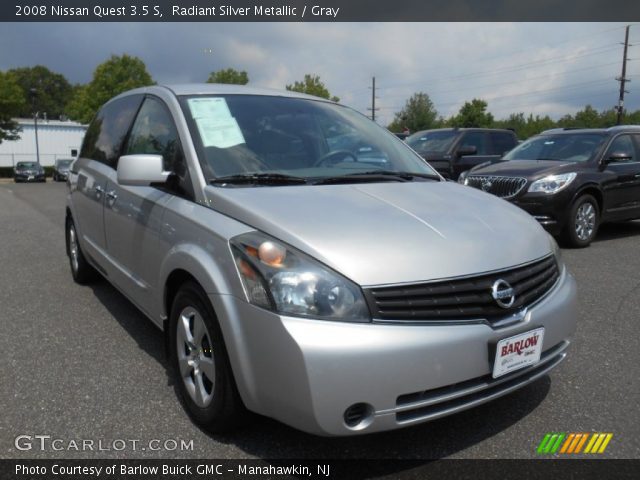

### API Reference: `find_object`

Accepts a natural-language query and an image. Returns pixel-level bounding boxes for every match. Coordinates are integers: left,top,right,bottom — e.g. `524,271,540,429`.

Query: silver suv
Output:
65,84,577,436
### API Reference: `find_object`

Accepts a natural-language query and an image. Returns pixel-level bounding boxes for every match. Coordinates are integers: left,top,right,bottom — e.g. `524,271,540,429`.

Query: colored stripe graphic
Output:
537,433,613,454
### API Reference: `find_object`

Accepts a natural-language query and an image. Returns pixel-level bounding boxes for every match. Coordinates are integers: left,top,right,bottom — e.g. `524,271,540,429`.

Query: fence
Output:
0,153,75,168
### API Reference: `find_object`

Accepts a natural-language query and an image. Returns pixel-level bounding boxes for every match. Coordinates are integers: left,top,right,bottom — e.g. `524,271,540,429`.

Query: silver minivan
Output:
66,84,577,436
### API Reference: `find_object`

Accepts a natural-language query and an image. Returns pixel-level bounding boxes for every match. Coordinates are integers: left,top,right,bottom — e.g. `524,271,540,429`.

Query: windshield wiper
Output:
313,170,440,185
209,173,308,186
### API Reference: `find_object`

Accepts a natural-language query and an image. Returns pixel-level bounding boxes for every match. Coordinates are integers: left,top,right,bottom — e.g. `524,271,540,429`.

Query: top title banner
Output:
3,0,640,22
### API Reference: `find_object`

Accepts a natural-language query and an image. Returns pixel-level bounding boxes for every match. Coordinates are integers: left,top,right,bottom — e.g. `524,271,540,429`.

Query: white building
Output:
0,118,87,167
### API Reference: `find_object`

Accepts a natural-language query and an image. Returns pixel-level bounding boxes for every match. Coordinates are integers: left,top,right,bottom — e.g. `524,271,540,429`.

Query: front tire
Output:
169,282,248,433
65,217,98,284
562,194,599,248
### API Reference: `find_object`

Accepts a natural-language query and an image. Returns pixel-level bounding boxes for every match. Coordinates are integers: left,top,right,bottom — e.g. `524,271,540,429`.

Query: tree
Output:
65,84,93,125
66,54,154,124
388,92,439,132
286,74,339,102
0,71,25,144
207,68,249,85
450,99,494,128
8,65,72,119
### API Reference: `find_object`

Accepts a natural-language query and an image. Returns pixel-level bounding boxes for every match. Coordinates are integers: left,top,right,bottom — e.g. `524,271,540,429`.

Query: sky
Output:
1,22,638,125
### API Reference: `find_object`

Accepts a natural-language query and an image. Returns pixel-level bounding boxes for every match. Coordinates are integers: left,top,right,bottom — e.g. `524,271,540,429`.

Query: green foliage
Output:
8,65,72,119
494,112,555,139
388,92,440,133
286,74,339,102
450,98,495,128
207,68,249,85
0,71,25,144
65,84,93,125
66,54,154,124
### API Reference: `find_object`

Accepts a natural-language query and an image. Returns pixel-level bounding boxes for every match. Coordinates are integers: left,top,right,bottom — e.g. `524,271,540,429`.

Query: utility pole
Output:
367,76,379,122
616,25,630,125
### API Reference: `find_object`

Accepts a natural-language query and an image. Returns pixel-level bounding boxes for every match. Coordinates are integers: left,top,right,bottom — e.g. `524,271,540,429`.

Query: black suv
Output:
405,128,518,180
14,161,45,183
460,126,640,247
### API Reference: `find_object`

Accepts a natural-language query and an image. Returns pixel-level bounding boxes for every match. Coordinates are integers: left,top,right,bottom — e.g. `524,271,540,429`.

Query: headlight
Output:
528,172,576,194
230,232,370,322
458,171,469,185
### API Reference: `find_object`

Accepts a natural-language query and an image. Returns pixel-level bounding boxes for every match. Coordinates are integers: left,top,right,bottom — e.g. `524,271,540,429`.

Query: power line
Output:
374,44,621,92
376,77,618,111
378,61,623,100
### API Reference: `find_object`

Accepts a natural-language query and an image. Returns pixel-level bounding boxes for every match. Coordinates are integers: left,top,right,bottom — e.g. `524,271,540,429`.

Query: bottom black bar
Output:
0,459,638,480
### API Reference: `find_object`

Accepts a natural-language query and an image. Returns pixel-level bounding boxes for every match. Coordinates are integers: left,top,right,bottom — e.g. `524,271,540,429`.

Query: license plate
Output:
28,175,34,180
493,328,544,378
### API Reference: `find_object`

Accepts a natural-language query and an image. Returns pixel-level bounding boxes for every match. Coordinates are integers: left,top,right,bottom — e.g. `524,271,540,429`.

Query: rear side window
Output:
79,95,143,169
489,132,517,155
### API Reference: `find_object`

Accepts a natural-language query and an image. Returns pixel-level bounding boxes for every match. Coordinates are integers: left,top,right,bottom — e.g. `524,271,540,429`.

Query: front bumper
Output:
14,172,45,182
211,266,577,436
511,191,574,236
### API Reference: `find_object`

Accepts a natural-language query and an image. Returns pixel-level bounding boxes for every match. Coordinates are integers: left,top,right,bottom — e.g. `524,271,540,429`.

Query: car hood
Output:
204,182,551,286
471,159,577,179
417,151,449,161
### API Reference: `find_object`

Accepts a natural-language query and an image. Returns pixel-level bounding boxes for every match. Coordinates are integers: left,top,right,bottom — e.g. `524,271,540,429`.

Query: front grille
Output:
364,255,559,323
466,175,527,198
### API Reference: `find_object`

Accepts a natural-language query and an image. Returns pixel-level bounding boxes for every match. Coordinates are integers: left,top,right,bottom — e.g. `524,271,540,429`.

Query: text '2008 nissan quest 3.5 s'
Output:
65,85,577,436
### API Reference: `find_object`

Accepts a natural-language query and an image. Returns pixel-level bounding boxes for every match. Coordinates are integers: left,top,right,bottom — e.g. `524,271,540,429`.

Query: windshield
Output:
57,160,73,168
406,130,458,154
180,95,438,183
17,162,38,169
503,133,606,162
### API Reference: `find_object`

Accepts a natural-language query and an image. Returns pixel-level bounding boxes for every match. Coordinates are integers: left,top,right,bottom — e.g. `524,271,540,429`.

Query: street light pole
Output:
29,88,41,165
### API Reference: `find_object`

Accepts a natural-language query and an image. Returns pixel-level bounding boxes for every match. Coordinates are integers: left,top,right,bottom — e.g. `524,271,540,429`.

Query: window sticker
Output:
188,97,232,122
195,117,245,149
188,98,245,148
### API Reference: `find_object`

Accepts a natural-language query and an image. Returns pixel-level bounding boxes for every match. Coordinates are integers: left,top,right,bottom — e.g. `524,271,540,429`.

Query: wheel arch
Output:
572,184,603,215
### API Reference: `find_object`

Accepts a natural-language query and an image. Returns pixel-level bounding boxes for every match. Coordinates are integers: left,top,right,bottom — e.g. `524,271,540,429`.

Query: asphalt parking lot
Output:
0,181,638,461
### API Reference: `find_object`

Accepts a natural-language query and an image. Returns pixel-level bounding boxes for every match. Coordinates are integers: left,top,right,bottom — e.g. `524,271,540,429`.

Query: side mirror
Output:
603,151,632,164
457,145,477,157
117,154,169,186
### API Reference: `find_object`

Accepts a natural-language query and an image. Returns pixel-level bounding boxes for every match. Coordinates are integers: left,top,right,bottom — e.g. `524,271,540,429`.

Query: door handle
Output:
94,185,104,198
106,190,118,206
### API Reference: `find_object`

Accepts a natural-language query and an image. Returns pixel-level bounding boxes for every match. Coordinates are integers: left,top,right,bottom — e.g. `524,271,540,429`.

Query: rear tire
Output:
169,282,249,433
562,194,599,248
65,217,98,284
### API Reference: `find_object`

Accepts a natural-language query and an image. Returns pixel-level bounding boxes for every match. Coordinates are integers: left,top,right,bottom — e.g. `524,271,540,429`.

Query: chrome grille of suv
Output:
364,255,559,323
466,175,527,198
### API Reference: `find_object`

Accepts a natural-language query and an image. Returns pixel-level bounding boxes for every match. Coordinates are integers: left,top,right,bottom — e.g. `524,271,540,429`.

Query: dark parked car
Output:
53,159,74,182
14,161,45,183
406,128,518,180
460,126,640,247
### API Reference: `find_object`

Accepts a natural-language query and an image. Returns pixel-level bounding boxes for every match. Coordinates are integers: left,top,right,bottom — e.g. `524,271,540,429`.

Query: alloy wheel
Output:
575,202,596,241
68,224,79,273
176,307,216,408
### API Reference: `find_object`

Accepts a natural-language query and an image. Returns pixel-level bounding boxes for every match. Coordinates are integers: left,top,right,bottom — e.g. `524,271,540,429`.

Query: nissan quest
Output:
65,84,577,436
